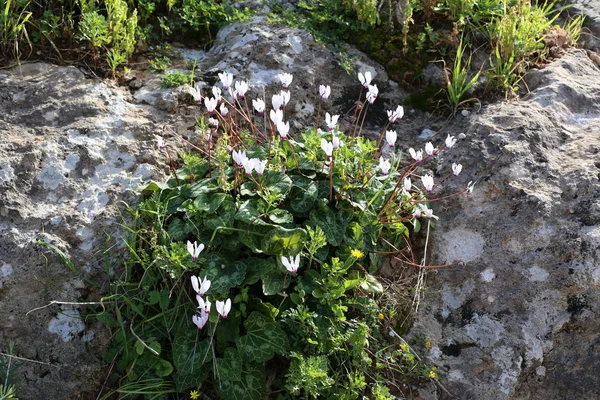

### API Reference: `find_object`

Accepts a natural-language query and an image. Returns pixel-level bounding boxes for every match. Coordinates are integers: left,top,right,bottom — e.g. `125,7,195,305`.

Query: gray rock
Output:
564,0,600,51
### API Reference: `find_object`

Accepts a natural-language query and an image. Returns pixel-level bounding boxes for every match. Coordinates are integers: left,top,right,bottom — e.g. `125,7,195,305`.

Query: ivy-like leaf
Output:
268,208,293,224
243,257,277,285
309,202,353,246
262,269,289,296
167,217,194,242
288,175,318,214
262,170,293,198
204,198,236,232
201,256,247,295
262,226,307,256
172,329,211,391
185,178,219,197
236,312,288,362
215,349,266,400
235,198,269,226
193,192,228,215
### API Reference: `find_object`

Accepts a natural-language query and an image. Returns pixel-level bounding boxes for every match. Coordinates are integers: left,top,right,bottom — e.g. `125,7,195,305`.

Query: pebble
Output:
461,109,470,117
419,128,435,140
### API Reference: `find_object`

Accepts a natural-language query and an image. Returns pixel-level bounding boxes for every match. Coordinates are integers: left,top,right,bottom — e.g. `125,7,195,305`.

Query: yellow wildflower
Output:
190,390,200,399
425,338,431,351
378,313,384,320
428,370,438,380
351,249,364,258
399,343,408,352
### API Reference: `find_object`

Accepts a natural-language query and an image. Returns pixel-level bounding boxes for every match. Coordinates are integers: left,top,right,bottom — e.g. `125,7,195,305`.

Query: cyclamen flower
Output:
425,142,435,157
196,295,211,315
212,86,222,102
358,71,372,87
216,298,232,318
191,275,211,296
379,158,391,175
281,255,300,274
325,112,339,131
189,84,202,103
234,80,249,98
421,174,434,192
155,135,166,150
277,120,290,139
403,177,411,192
208,118,219,128
409,148,423,162
413,208,422,219
446,134,457,149
205,97,218,114
253,98,265,114
218,72,233,89
192,313,209,330
279,73,293,88
385,130,397,148
219,103,228,116
452,163,462,176
187,241,205,260
467,181,476,195
281,90,291,106
272,94,284,110
366,84,378,104
232,150,247,166
242,157,256,176
332,135,340,149
387,105,404,123
254,159,267,176
321,139,334,158
319,84,331,100
422,206,434,220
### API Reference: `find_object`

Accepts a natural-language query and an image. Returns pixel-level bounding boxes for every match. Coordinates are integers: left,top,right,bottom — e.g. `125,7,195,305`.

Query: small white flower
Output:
422,206,434,219
358,71,372,87
279,72,293,88
385,130,397,148
272,94,284,110
280,90,291,106
155,135,166,150
403,177,411,192
408,148,423,162
270,109,284,125
413,208,421,219
216,298,232,318
319,84,331,100
189,84,202,103
192,313,209,330
253,98,265,114
218,72,233,89
234,80,249,98
467,181,476,194
242,157,256,176
232,150,247,166
205,97,218,114
281,255,300,274
254,159,267,176
425,142,435,156
366,84,378,104
196,295,211,315
191,275,211,296
446,134,457,149
208,118,219,128
421,174,434,192
187,241,205,260
325,112,339,131
212,86,222,102
219,103,228,116
277,120,290,139
321,139,334,158
332,135,340,149
452,163,462,176
379,158,391,175
387,105,404,123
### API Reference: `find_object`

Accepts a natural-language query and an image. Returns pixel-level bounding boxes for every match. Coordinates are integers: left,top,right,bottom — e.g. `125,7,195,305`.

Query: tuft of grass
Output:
444,37,481,113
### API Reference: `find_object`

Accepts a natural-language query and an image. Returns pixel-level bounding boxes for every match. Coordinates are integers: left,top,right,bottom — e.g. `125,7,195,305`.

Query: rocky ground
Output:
1,12,599,400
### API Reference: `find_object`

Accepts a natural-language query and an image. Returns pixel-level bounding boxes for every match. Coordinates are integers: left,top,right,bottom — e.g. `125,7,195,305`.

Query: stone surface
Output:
410,49,600,399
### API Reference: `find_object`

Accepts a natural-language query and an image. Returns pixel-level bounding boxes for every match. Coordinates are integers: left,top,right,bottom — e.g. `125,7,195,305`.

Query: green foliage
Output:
0,0,32,61
444,37,481,113
148,55,171,72
161,70,192,87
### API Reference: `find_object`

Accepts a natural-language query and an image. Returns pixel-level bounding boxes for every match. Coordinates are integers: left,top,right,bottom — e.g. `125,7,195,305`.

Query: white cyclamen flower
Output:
187,241,205,260
232,150,247,166
270,109,284,125
358,71,372,87
425,142,435,156
279,72,293,88
242,157,256,176
253,98,265,114
272,94,284,110
208,118,219,128
379,158,391,175
155,135,166,150
387,105,404,123
332,135,340,149
325,112,339,131
452,163,462,176
413,207,421,219
319,84,331,100
219,103,228,116
421,174,434,192
205,97,218,113
191,275,211,296
366,84,378,104
189,84,202,103
422,206,434,220
212,86,222,102
281,255,300,274
446,134,457,149
321,139,334,158
254,159,267,176
218,72,233,89
216,298,232,318
192,313,209,330
467,181,476,194
408,148,423,162
196,295,211,315
385,130,397,148
234,80,249,98
277,120,290,139
403,177,411,192
280,90,291,106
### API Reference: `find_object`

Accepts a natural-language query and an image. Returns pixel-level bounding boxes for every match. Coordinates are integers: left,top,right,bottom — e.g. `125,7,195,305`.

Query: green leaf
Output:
193,192,228,214
135,340,145,355
269,208,293,224
215,349,266,400
288,175,318,214
140,180,171,192
262,226,307,256
172,329,211,391
263,170,293,198
236,312,288,362
243,258,277,285
262,270,289,296
167,217,194,242
360,273,384,294
309,202,353,246
202,257,247,295
204,198,236,232
235,199,269,226
185,178,219,197
154,359,174,377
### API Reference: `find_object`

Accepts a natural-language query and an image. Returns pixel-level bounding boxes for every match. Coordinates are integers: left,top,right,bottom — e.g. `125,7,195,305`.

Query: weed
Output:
0,0,32,63
444,37,481,113
162,70,193,87
148,55,172,72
